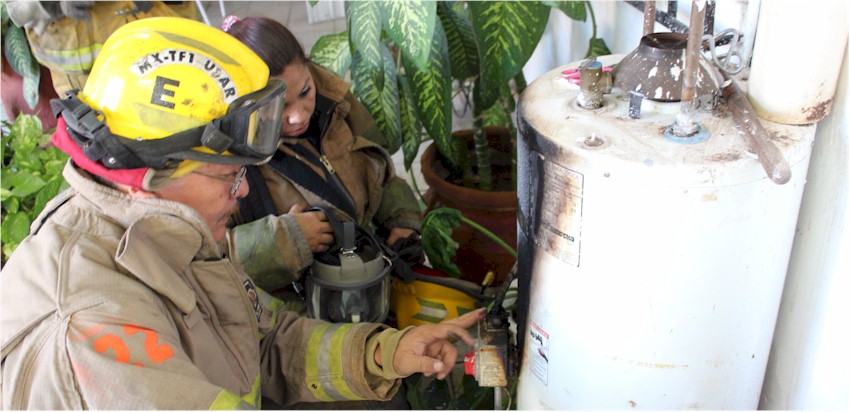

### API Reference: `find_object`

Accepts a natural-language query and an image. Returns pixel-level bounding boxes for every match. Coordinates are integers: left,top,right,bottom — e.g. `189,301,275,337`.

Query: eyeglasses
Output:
192,166,247,196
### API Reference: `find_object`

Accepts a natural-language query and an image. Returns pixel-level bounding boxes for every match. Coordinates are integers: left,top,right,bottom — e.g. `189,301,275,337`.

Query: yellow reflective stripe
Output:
209,390,248,410
305,324,366,401
247,374,262,408
306,324,334,401
37,43,102,59
31,43,103,72
328,324,362,400
208,375,262,410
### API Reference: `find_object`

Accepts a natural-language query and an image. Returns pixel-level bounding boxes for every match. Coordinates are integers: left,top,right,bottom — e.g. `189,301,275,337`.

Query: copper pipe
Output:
671,1,706,137
721,73,792,184
643,1,657,35
681,1,705,104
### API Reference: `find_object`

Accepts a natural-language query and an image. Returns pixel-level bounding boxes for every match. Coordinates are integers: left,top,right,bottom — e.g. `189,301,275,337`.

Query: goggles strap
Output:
199,123,235,154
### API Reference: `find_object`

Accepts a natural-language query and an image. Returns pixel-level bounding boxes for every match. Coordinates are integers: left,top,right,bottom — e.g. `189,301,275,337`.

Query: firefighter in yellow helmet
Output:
0,17,485,409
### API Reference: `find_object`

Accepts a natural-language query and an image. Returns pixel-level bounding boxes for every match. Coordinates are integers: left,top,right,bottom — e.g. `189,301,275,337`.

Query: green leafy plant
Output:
406,373,497,410
1,114,68,265
1,0,42,110
421,207,516,278
311,0,610,190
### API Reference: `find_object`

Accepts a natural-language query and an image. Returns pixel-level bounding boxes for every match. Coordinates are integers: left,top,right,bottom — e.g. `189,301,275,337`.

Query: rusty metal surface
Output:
612,33,717,104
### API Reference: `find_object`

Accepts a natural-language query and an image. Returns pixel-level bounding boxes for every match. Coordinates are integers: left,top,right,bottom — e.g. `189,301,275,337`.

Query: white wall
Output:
759,41,850,411
524,1,849,409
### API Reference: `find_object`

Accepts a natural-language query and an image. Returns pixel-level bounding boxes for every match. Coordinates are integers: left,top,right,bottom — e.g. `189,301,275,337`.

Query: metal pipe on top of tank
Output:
720,70,792,184
671,0,706,137
643,1,657,36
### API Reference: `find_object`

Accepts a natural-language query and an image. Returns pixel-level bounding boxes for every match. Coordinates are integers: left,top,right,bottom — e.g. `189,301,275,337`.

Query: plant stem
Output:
459,215,517,258
588,1,598,39
407,166,428,211
472,127,492,191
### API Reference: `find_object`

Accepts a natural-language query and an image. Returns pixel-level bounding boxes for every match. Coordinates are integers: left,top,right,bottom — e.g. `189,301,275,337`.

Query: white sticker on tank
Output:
529,320,550,385
536,160,583,266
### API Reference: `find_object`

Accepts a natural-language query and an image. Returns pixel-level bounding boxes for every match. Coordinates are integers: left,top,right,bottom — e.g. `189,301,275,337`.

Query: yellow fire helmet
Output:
51,17,285,188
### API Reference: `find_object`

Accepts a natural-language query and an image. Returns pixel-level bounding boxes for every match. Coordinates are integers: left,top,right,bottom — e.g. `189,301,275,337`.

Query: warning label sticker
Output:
529,320,550,386
536,160,583,266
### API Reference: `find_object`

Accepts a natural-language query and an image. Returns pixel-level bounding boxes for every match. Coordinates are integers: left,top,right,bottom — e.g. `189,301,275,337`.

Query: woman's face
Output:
274,62,316,138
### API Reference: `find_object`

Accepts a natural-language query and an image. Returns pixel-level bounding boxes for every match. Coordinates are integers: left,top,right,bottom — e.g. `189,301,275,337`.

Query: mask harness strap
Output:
237,165,278,222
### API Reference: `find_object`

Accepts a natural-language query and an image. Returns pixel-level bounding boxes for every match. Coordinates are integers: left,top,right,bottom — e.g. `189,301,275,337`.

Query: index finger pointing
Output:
444,307,486,329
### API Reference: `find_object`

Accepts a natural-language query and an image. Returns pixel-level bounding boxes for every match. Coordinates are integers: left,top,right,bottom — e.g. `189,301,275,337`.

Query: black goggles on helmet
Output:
203,78,286,160
52,79,286,170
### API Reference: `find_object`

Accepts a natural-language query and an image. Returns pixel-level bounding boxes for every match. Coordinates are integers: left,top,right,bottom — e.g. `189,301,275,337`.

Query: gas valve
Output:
576,57,612,109
463,307,516,387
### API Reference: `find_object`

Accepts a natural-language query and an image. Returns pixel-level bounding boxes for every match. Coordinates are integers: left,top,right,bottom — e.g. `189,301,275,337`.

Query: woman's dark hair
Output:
226,16,307,75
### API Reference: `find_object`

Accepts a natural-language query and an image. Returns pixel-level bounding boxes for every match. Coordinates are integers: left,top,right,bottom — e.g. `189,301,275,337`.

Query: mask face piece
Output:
306,270,391,323
305,221,392,324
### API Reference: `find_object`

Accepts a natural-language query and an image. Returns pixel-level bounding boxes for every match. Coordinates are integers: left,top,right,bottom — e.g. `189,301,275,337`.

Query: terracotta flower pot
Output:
420,127,517,285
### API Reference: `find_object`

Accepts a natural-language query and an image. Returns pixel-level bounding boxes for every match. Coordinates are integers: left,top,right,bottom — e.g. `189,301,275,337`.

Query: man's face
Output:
155,164,248,243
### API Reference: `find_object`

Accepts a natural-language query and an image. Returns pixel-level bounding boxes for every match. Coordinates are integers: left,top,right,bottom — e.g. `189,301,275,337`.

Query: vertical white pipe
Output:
194,0,211,26
739,0,761,73
218,0,226,18
760,43,850,410
748,1,849,124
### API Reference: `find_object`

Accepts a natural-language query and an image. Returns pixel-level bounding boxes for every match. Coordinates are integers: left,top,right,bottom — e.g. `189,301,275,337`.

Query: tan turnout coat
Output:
0,162,408,409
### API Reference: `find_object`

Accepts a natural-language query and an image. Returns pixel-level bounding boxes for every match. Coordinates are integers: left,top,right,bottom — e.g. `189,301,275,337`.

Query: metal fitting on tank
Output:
577,59,612,109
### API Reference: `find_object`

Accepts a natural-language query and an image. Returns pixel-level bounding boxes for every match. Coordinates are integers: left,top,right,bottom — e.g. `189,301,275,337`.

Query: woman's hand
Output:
386,227,417,248
289,204,334,252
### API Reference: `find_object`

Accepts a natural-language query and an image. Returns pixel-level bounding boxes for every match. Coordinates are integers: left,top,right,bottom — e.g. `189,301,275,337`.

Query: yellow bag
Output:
390,266,483,329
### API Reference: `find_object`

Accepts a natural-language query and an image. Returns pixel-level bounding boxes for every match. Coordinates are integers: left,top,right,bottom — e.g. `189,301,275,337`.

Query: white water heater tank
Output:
515,55,816,409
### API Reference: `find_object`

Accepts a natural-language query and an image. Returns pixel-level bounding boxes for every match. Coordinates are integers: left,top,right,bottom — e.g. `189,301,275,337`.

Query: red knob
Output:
464,351,476,376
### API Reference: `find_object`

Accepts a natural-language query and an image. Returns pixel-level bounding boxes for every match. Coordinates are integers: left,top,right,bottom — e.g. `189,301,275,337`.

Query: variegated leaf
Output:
384,0,435,71
469,1,549,110
479,95,513,128
421,207,462,278
398,74,423,171
310,31,352,78
587,37,612,58
543,0,587,22
352,47,402,154
4,24,34,77
2,1,10,26
438,1,479,81
408,20,455,169
347,0,384,89
21,70,39,111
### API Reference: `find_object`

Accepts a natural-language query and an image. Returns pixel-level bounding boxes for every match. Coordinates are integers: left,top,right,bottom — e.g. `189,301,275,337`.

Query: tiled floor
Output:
201,0,430,196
